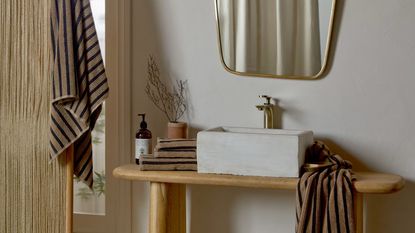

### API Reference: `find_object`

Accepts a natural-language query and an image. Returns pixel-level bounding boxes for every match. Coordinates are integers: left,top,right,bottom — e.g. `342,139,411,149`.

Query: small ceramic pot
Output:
167,122,187,139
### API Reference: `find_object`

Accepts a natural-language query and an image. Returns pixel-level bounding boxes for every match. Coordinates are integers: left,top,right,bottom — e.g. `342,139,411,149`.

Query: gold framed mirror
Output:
215,0,337,80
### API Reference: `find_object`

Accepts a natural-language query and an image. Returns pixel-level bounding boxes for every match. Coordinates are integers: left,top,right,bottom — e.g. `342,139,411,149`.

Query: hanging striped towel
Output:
296,141,356,233
50,0,108,188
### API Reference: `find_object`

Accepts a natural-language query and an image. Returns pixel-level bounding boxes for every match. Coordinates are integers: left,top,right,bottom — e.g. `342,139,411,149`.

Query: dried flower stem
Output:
145,56,187,122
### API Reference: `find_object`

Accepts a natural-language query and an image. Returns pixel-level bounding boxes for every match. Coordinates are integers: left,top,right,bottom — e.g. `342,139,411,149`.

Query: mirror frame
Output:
214,0,337,80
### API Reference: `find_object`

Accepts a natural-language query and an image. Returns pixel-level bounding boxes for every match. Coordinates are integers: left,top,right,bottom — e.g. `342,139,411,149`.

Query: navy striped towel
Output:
296,141,355,233
50,0,108,188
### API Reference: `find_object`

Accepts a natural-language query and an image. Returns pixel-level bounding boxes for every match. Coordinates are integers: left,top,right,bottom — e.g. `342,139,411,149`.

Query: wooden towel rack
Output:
66,145,74,233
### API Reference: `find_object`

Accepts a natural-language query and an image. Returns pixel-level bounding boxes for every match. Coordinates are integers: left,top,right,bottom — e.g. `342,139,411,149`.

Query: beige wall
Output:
130,0,415,232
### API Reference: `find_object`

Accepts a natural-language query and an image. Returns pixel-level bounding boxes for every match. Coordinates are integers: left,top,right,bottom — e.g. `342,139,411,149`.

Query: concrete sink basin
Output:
197,127,314,177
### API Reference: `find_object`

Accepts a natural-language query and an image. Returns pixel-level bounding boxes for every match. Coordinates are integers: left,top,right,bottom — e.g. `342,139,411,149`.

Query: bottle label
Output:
135,139,152,159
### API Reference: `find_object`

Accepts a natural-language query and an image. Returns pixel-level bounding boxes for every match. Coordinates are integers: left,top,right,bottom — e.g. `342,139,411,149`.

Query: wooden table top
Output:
113,164,405,194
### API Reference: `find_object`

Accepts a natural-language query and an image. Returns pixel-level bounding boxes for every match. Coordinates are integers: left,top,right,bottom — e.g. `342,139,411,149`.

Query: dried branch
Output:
145,56,187,122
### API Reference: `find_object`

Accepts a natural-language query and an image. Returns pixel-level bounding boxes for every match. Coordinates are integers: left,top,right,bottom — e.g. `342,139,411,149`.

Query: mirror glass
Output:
216,0,335,79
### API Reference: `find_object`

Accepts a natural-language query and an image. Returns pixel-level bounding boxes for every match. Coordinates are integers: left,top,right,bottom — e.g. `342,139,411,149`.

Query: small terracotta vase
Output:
167,122,188,139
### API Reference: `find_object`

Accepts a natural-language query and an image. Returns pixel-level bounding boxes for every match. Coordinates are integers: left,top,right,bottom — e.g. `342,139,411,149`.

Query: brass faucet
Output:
256,95,274,129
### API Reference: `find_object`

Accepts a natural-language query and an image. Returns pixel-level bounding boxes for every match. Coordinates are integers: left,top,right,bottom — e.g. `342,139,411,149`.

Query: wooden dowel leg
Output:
149,183,186,233
66,145,74,233
149,182,168,233
167,184,186,233
354,192,364,233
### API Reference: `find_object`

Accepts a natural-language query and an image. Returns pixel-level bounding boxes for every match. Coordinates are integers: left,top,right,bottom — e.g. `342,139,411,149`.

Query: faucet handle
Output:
259,95,272,105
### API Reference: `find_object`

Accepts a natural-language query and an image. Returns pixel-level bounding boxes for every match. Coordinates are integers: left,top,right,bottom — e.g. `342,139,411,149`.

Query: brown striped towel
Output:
296,141,356,233
154,138,197,158
139,155,197,171
50,0,108,188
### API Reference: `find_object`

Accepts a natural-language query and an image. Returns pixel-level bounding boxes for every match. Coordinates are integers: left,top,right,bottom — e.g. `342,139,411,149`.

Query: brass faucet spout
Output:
256,96,275,129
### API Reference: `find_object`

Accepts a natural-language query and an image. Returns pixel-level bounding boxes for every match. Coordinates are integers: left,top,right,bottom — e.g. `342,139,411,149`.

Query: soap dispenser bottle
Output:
135,113,152,164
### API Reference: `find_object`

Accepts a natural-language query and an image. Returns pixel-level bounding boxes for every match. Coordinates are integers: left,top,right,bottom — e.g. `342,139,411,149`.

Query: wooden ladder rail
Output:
66,145,74,233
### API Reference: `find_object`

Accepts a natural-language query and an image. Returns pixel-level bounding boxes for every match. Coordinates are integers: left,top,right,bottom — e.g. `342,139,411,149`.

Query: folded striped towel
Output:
50,0,108,188
139,155,197,171
153,138,197,158
296,141,355,233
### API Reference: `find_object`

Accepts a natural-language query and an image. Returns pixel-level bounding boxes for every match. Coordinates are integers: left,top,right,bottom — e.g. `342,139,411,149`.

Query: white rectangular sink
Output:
197,127,313,178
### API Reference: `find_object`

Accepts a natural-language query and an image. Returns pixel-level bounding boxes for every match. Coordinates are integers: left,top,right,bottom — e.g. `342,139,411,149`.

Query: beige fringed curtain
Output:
0,0,67,233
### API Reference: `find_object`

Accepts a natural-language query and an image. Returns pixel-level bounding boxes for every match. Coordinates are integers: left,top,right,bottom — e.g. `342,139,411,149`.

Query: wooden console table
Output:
113,164,405,233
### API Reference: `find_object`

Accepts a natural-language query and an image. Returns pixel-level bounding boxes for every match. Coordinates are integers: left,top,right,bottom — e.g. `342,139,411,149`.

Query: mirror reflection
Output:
216,0,335,78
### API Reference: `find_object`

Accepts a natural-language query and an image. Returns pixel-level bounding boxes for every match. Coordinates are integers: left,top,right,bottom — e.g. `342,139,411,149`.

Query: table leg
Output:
354,192,364,233
149,182,186,233
150,182,168,233
167,184,186,233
